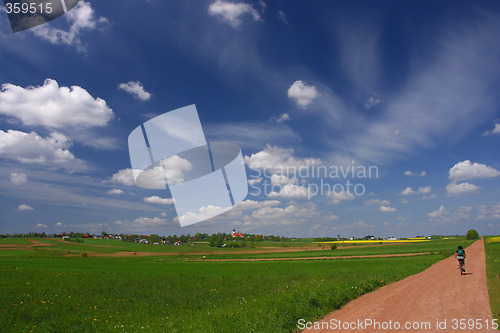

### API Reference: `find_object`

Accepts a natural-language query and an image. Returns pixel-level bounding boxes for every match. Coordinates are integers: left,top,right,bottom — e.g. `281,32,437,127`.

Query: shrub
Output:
330,244,337,250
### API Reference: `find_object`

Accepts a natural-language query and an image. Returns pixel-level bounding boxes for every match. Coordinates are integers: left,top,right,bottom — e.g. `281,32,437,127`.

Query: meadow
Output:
0,237,480,332
485,236,500,321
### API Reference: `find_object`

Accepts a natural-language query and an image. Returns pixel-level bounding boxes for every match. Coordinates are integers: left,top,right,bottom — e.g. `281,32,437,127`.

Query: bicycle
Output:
457,258,465,275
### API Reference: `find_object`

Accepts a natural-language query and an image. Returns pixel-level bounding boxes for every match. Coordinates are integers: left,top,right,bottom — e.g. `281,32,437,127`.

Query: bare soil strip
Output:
191,252,432,262
304,239,498,333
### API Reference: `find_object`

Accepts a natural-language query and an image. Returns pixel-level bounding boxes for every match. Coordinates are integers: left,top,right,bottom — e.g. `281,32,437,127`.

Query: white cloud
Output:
404,170,426,177
250,203,318,225
423,194,437,200
327,191,355,204
484,123,500,135
400,187,415,195
144,196,174,205
0,79,113,128
208,0,261,28
118,81,151,101
364,93,382,109
0,130,85,171
110,155,192,188
400,198,409,204
428,205,447,219
345,220,375,229
54,222,65,227
364,199,391,206
270,174,296,186
428,205,472,222
18,204,34,211
449,160,500,181
247,177,262,185
244,145,321,175
110,169,136,186
107,189,124,195
131,217,168,228
287,80,320,108
477,203,500,220
235,199,281,210
276,113,290,123
446,181,480,195
31,1,109,52
417,186,432,194
380,205,396,212
178,205,229,226
36,223,48,228
269,184,312,199
10,173,28,185
278,10,288,25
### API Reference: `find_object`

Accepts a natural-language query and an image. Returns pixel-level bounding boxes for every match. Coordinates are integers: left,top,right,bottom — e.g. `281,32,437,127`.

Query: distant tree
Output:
466,229,479,240
215,237,223,248
101,231,108,237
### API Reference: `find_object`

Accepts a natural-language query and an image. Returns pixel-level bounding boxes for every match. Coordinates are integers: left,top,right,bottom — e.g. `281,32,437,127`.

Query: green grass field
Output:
0,238,483,332
485,236,500,321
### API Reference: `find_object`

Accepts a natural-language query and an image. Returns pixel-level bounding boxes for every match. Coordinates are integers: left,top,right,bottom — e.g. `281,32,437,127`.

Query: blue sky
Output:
1,0,500,238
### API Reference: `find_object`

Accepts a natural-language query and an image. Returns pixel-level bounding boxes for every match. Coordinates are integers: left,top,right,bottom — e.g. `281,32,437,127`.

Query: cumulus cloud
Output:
250,203,319,226
449,160,500,181
131,217,168,228
36,223,48,228
477,203,500,220
400,187,415,195
0,79,113,128
287,80,320,108
110,168,136,186
178,205,230,226
118,81,151,101
107,189,124,195
247,177,262,185
18,204,34,211
327,191,355,204
208,0,261,28
400,186,431,195
269,184,312,199
0,130,85,170
270,174,297,186
428,205,472,222
244,145,321,175
428,205,447,219
10,173,28,185
144,196,174,205
110,156,192,187
31,1,109,52
380,205,396,213
484,123,500,135
417,186,432,194
235,199,281,210
446,182,480,195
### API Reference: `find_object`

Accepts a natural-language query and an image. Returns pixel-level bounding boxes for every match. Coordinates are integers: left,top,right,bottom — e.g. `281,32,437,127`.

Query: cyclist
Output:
455,246,466,272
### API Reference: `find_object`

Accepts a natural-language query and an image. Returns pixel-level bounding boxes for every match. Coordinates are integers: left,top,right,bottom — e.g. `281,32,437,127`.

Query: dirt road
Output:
304,239,498,333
